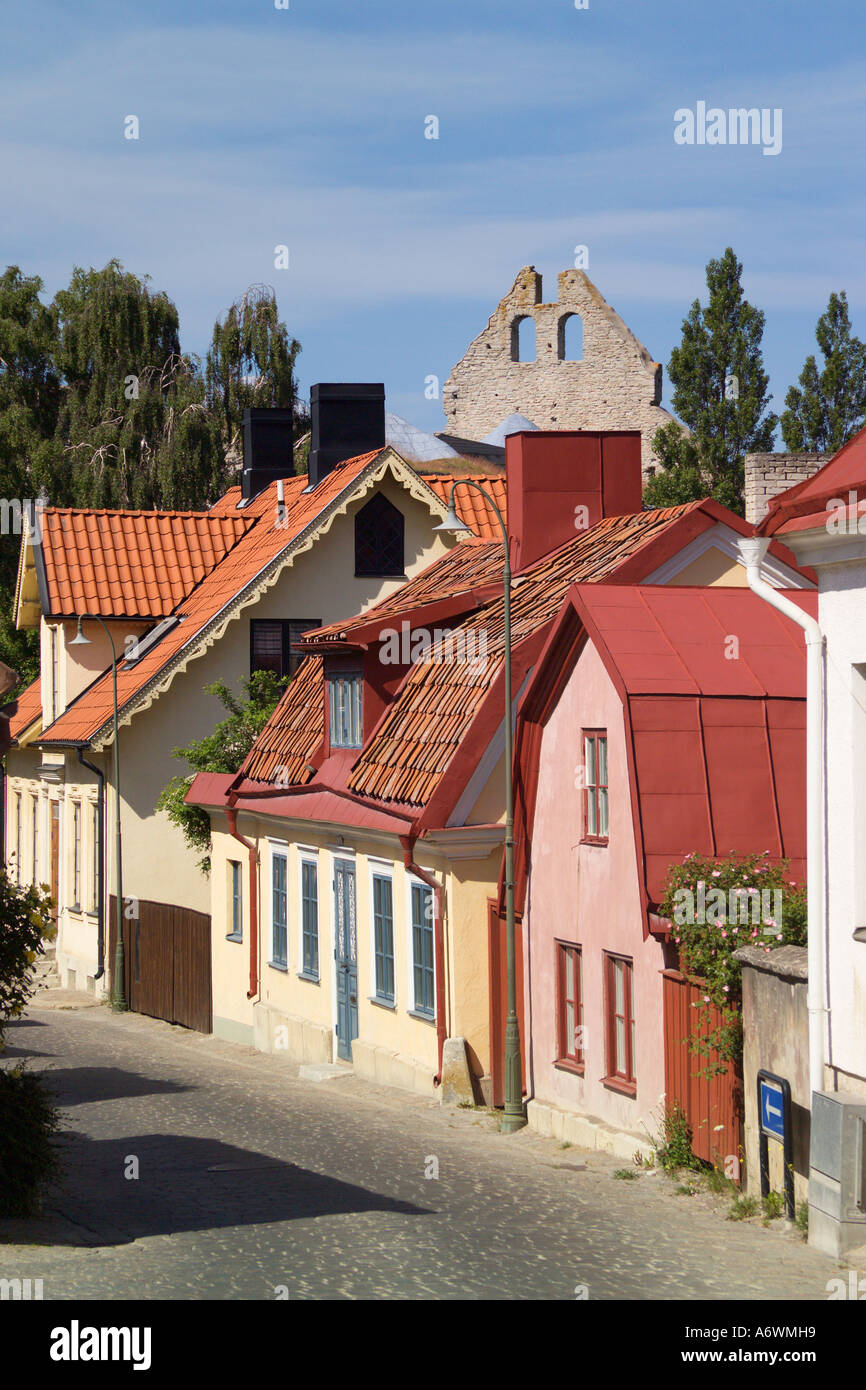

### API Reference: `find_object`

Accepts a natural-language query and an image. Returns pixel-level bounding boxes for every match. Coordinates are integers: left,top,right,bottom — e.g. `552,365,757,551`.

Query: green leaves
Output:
643,248,777,514
781,291,866,452
156,670,287,873
0,869,55,1048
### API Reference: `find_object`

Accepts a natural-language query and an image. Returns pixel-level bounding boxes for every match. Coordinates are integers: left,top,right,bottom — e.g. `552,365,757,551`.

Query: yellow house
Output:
189,430,813,1102
4,402,495,1023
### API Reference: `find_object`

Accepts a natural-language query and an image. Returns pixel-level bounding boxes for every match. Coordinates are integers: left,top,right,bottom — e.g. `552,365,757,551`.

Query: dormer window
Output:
328,672,363,748
355,492,404,577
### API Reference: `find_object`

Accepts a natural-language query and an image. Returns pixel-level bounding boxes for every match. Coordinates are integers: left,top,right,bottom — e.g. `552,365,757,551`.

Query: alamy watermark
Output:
671,881,783,935
379,621,487,667
674,102,782,157
0,496,45,541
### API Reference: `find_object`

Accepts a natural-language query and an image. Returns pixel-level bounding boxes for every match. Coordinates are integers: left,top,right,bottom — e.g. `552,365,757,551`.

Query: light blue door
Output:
334,860,358,1060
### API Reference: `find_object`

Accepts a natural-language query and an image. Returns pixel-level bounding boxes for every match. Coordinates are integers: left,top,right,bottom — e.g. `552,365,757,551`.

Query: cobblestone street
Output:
0,998,841,1301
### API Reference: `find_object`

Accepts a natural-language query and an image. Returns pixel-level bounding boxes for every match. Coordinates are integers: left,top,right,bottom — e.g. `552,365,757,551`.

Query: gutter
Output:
76,747,105,981
226,801,260,1002
400,834,446,1086
739,537,827,1099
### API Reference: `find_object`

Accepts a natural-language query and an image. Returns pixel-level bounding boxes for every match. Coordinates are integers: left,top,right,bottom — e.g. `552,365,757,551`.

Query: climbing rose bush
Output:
657,851,807,1066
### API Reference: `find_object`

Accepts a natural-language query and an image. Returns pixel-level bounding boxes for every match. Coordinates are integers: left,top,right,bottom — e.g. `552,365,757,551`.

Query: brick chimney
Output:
506,430,643,572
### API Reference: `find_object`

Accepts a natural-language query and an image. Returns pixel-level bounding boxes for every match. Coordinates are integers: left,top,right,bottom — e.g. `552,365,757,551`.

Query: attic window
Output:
354,492,405,577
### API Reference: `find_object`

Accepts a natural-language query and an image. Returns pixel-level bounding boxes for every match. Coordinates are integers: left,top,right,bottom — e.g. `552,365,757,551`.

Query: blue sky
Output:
3,0,865,434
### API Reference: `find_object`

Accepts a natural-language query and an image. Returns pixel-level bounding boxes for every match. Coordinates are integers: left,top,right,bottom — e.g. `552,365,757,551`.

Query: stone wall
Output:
744,452,829,526
443,267,678,477
735,944,810,1204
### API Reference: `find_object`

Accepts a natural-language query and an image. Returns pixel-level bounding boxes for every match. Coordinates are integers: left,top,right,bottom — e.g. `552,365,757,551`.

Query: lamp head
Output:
68,617,91,647
434,502,470,535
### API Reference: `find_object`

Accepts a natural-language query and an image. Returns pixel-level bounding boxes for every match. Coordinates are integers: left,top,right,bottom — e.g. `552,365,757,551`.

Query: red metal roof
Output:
39,509,252,619
511,583,809,928
760,424,866,535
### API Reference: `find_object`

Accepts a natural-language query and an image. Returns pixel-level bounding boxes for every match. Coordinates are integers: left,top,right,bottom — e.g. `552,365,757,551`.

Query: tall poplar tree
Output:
644,248,777,514
781,291,866,453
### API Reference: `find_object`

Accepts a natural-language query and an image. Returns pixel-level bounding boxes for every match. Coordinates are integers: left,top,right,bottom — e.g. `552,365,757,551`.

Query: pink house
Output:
511,582,813,1156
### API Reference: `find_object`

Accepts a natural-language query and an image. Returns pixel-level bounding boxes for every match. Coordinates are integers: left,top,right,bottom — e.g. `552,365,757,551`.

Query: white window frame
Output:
405,873,437,1021
297,850,320,980
367,860,396,1007
270,841,289,969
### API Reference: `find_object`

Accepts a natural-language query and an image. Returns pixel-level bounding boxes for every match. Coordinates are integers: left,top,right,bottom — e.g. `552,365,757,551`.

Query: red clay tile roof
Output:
347,504,706,807
8,675,41,740
425,476,507,540
242,656,324,786
38,450,399,746
39,509,253,619
304,539,505,645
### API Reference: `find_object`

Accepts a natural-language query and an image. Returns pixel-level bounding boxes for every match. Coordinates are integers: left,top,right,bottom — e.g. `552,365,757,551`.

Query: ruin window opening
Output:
511,316,537,363
559,312,583,362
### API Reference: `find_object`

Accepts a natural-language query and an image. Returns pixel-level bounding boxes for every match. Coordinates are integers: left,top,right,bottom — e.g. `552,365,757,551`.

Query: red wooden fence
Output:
662,969,743,1177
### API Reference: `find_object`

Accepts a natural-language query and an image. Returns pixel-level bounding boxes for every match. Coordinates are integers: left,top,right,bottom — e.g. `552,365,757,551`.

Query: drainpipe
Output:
76,747,105,981
740,537,827,1099
400,834,446,1086
227,805,260,1001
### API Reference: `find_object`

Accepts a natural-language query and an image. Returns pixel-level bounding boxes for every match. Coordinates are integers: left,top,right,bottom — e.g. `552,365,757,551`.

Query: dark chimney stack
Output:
241,408,294,501
308,383,386,488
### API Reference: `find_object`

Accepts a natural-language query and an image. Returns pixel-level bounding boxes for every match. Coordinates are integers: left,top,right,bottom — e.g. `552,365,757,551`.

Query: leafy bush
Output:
727,1194,758,1221
157,670,287,872
657,851,807,1065
0,869,55,1049
0,1064,61,1216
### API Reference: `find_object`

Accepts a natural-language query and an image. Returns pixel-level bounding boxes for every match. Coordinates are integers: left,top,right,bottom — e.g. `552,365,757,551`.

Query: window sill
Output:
602,1074,636,1098
268,960,288,973
297,970,320,984
226,932,243,943
369,995,396,1011
580,836,609,848
554,1058,585,1077
408,1008,435,1025
354,573,407,581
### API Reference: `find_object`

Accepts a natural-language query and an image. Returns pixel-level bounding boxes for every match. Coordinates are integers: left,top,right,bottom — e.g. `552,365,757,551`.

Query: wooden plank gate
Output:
662,968,742,1177
109,896,212,1033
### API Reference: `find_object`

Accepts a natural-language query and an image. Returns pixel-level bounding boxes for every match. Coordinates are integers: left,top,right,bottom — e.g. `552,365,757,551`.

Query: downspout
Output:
76,747,105,981
227,804,260,1001
740,537,827,1099
401,834,446,1086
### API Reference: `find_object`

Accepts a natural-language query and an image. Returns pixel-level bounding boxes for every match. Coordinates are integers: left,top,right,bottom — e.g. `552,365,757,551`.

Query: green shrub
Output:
613,1168,637,1181
655,1103,703,1174
0,868,55,1049
0,1065,61,1217
727,1193,758,1221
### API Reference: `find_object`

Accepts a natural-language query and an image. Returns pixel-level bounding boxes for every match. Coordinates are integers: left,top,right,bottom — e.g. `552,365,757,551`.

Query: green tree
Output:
644,248,777,514
0,869,55,1047
0,268,60,681
205,284,301,466
157,670,288,872
51,260,227,509
781,291,866,453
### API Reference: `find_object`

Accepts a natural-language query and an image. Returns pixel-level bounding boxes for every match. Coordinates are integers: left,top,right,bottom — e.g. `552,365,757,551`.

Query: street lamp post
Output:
435,483,525,1132
68,615,126,1011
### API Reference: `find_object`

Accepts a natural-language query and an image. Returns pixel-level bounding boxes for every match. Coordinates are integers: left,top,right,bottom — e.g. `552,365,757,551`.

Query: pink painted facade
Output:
523,638,668,1138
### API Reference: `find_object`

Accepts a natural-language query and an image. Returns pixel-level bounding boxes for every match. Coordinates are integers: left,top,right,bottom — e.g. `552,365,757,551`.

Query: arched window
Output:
355,491,405,577
511,316,537,363
559,312,583,361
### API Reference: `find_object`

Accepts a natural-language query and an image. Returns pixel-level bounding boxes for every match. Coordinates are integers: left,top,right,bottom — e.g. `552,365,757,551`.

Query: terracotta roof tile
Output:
425,476,507,540
9,675,41,739
242,657,324,785
39,451,391,746
347,505,705,806
39,509,252,619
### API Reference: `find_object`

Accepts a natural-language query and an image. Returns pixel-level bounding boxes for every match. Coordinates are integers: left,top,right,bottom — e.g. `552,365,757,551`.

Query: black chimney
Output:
308,383,386,488
241,407,294,501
